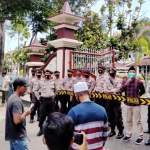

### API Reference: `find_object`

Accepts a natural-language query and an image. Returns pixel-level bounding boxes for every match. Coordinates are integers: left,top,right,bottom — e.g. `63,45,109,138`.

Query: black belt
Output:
41,96,54,99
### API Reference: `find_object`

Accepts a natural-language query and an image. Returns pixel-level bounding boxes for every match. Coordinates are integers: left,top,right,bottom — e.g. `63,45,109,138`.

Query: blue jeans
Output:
10,138,29,150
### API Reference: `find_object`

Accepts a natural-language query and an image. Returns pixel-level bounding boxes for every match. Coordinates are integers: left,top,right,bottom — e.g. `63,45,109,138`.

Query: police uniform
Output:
83,70,95,94
71,69,84,108
37,70,55,136
54,71,63,111
61,69,75,114
104,67,124,138
30,70,42,123
95,65,108,108
29,69,36,102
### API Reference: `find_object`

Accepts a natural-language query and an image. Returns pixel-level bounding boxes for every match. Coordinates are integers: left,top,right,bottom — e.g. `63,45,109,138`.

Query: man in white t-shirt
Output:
0,71,11,107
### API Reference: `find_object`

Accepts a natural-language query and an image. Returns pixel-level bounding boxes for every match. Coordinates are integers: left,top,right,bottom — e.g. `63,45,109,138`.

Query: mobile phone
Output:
74,133,83,145
29,103,34,110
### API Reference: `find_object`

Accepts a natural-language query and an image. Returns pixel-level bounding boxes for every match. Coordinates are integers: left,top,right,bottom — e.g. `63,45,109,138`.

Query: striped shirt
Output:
68,101,108,150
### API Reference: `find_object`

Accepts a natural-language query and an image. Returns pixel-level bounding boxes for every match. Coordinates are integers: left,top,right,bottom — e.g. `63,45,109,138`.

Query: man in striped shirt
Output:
68,82,108,150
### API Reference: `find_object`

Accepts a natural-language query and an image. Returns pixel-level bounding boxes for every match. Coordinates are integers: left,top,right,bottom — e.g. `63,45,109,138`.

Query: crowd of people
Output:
2,65,150,150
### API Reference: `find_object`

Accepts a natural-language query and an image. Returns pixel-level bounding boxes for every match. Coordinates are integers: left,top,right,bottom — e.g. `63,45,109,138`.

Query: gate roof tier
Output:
46,1,86,24
53,23,79,30
48,38,83,48
26,51,45,56
24,37,47,51
25,62,44,67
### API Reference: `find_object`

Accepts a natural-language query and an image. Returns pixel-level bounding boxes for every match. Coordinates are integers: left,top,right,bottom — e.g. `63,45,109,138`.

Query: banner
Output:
57,90,150,106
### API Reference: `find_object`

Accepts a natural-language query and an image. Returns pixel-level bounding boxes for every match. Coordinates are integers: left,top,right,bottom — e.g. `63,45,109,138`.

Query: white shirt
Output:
146,80,150,98
2,75,11,91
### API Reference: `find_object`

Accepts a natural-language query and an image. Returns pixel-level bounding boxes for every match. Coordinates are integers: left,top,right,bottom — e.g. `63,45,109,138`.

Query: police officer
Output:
29,70,42,123
95,65,108,109
83,70,95,94
71,68,84,108
104,67,124,139
29,69,36,102
61,69,75,114
54,71,63,111
37,69,55,136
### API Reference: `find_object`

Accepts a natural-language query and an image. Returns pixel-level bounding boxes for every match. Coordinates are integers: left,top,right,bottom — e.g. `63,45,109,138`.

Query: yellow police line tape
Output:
57,90,150,106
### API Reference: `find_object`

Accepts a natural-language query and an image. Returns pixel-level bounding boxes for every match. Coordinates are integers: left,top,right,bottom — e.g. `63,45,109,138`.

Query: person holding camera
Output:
68,82,108,150
42,112,88,150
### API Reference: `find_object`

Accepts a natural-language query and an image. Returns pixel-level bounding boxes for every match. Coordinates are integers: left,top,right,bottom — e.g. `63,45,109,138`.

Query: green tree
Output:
75,10,108,50
7,19,30,50
100,0,146,56
13,48,29,75
0,0,97,71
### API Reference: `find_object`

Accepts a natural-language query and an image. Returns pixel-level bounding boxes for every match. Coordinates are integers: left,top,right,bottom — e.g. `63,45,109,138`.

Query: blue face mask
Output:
128,73,136,78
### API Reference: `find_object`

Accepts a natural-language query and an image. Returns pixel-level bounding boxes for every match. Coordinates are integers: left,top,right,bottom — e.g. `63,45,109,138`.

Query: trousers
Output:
60,94,71,114
54,95,62,111
2,91,9,103
39,97,54,128
10,138,29,150
125,105,143,139
30,93,40,119
107,100,124,132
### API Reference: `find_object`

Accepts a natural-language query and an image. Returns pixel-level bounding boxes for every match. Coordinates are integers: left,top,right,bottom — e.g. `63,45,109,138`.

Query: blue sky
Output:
5,0,150,53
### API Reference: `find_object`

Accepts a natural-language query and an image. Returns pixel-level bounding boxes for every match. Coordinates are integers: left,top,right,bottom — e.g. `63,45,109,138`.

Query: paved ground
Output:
0,99,150,150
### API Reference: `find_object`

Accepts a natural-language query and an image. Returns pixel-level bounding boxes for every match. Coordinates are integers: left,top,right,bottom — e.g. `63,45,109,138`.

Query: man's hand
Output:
4,85,7,89
125,78,132,85
73,131,88,150
70,96,73,101
25,110,31,116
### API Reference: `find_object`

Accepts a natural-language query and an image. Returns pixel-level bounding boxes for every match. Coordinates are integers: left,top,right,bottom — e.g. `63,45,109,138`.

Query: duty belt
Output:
41,96,54,99
57,90,150,106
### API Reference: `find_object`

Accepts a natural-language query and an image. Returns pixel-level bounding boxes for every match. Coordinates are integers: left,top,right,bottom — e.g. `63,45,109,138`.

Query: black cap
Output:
108,67,117,72
83,69,90,74
128,66,136,72
98,65,106,70
36,70,42,74
67,69,74,73
77,68,82,72
54,71,60,74
13,78,31,88
2,71,7,75
31,69,36,73
45,69,53,74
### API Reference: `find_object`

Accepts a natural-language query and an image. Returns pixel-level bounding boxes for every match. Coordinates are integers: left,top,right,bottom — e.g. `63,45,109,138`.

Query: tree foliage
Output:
0,0,97,71
75,10,108,50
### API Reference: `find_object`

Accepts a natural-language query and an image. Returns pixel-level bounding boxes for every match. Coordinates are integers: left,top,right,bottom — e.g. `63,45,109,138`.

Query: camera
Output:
74,133,83,145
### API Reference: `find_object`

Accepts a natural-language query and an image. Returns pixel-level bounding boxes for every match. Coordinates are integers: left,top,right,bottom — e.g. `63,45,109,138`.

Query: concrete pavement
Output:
0,98,150,150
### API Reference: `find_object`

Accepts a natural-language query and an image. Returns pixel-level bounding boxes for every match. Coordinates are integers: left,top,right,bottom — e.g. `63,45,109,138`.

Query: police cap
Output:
54,71,60,74
31,69,36,73
45,69,53,74
108,67,117,72
83,69,90,75
67,69,74,73
77,68,82,72
98,65,106,70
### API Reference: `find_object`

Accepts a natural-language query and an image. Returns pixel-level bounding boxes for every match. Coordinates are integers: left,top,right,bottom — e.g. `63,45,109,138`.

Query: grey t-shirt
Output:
5,94,26,141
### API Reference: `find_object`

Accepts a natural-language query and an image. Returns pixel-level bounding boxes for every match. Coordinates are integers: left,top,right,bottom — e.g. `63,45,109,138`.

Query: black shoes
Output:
108,131,116,137
135,138,144,145
29,119,34,123
37,117,40,121
145,139,150,146
116,133,124,139
144,129,150,134
122,136,132,142
37,130,43,136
